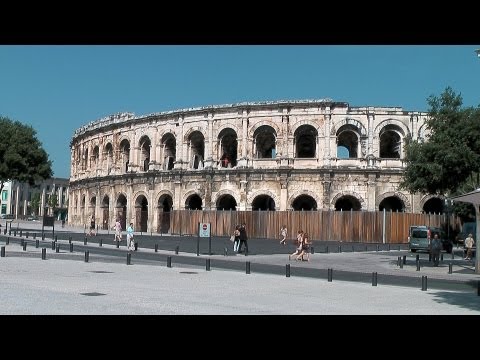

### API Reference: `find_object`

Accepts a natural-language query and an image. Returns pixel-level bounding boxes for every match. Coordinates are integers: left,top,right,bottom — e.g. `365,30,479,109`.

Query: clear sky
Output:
0,45,479,179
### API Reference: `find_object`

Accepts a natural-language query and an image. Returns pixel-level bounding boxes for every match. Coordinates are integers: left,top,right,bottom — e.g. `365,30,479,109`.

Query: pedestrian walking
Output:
237,222,249,254
430,233,442,267
279,225,287,245
126,223,135,251
465,233,475,260
112,218,122,243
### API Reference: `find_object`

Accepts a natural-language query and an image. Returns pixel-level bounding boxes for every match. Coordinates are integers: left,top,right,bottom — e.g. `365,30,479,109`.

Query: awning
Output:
450,188,480,205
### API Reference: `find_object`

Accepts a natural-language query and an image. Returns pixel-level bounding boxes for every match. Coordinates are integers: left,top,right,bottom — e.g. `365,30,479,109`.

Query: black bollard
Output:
372,272,377,286
116,241,119,249
416,254,419,262
403,255,406,264
51,241,55,250
23,242,27,251
338,245,341,253
311,246,314,254
416,260,420,271
6,237,9,245
69,236,72,244
35,239,39,248
84,251,89,263
41,248,46,260
175,246,179,255
20,230,22,237
14,230,16,237
33,233,36,240
441,253,443,261
421,275,427,291
286,264,290,277
206,259,211,271
42,233,44,240
21,239,24,247
167,256,172,268
56,244,59,253
84,237,87,245
154,244,158,252
448,262,452,274
54,235,57,242
399,259,403,269
26,232,29,239
1,246,5,257
134,242,138,251
328,268,333,282
8,230,11,236
127,253,131,265
397,256,401,267
246,261,250,274
99,238,103,247
325,245,329,253
70,242,73,253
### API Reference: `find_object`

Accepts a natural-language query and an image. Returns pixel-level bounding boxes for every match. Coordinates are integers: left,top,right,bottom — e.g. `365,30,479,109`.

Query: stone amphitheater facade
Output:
69,99,441,232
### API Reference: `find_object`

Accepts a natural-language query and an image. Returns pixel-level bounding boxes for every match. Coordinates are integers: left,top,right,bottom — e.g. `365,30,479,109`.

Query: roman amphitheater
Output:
69,99,444,233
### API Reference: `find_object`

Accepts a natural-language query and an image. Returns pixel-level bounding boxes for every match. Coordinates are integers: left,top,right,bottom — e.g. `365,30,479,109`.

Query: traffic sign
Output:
199,223,210,238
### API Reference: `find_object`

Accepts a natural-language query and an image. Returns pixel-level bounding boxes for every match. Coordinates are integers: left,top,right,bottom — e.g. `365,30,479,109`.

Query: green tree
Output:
30,193,41,216
400,87,480,220
0,116,53,206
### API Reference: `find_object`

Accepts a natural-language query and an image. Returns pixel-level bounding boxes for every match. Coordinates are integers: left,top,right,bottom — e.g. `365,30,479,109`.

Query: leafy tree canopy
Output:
0,116,53,197
400,87,480,220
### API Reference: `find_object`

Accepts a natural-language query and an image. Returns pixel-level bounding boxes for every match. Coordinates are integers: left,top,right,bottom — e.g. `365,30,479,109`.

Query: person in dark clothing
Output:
430,233,442,267
237,222,249,254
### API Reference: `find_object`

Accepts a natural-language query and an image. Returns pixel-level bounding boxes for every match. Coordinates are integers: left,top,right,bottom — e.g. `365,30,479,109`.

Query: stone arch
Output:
182,190,203,208
376,191,411,212
247,190,280,210
374,118,411,138
248,119,280,138
331,117,367,137
287,190,321,210
419,194,444,210
212,189,241,207
133,190,149,204
183,126,206,142
417,123,430,141
290,119,322,137
216,122,240,137
154,190,175,206
331,191,366,209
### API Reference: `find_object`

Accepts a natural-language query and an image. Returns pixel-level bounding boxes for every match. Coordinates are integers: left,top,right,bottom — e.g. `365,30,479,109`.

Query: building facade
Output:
1,177,69,220
69,99,444,233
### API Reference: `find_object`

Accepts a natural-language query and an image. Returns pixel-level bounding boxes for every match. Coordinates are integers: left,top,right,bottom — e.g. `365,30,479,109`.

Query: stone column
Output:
366,173,377,211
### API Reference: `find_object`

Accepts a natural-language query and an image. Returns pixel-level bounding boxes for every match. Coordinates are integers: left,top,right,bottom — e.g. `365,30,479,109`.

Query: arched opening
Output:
83,149,88,171
216,195,237,210
116,194,127,231
337,127,358,158
218,128,238,168
186,194,202,210
139,136,151,172
119,139,130,173
380,126,402,158
379,196,405,212
104,143,113,174
253,125,276,159
422,198,444,214
157,194,173,233
292,195,317,211
335,195,361,211
101,195,110,230
295,125,317,158
189,131,205,169
135,195,148,232
161,133,176,170
93,146,99,168
252,195,275,211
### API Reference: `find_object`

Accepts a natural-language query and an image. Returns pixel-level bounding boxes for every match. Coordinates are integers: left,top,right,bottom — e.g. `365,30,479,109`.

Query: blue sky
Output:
1,45,479,179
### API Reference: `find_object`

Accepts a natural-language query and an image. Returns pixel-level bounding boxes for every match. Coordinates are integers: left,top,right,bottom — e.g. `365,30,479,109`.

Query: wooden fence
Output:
169,210,461,243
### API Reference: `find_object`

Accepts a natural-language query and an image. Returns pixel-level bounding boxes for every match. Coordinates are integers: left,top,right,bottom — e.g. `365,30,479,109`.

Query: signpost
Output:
42,215,55,239
198,222,211,256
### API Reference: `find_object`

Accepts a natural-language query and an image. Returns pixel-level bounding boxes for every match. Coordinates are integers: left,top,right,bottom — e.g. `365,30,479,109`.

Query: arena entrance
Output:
135,195,148,232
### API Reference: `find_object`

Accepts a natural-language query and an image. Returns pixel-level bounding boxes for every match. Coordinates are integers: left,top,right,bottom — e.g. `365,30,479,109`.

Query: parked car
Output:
27,215,39,221
0,214,14,220
408,225,453,253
